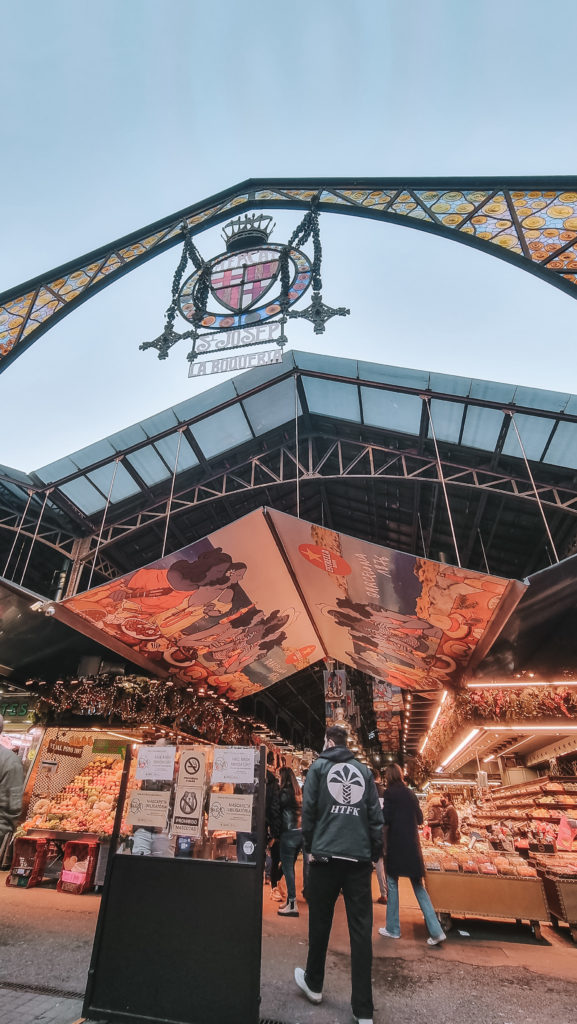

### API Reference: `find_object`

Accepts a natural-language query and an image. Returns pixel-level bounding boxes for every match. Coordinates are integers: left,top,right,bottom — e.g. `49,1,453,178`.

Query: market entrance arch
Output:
2,176,577,371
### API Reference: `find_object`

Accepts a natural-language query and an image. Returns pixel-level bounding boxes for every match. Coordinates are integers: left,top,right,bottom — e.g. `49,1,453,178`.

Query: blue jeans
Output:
386,875,444,939
279,829,302,901
375,858,387,899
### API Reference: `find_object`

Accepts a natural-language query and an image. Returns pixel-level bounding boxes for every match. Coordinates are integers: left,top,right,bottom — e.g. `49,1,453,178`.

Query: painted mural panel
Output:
372,679,403,751
62,510,322,699
268,510,521,692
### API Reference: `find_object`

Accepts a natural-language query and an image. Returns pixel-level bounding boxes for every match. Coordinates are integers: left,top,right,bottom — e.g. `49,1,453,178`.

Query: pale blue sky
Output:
2,0,577,471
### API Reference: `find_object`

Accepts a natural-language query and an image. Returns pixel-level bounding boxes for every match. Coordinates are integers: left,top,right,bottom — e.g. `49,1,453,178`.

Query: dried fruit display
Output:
23,757,123,836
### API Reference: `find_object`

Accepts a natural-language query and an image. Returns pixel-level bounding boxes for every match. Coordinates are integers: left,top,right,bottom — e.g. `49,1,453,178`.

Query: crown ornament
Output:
221,213,276,253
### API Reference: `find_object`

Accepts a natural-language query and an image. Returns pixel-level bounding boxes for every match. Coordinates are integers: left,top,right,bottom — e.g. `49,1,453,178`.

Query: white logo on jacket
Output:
327,763,365,815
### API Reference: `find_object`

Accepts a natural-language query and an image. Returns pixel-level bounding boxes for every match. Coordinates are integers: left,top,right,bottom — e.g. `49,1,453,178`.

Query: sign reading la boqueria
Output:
189,347,282,377
141,198,349,374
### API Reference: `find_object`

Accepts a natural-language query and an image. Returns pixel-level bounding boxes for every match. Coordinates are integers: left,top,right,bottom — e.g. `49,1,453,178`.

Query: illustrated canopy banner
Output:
61,511,320,699
58,509,525,698
268,510,524,692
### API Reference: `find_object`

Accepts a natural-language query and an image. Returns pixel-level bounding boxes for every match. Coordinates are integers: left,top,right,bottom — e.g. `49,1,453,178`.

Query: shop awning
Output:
476,552,577,678
49,509,525,699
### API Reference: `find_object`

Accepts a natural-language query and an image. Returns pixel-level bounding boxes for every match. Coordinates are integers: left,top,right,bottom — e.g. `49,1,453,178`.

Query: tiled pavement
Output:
0,985,83,1024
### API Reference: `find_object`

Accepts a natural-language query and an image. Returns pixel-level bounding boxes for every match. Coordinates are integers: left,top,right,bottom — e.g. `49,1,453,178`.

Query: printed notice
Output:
126,790,171,828
207,793,253,833
177,747,207,788
135,745,176,782
172,786,204,836
210,746,255,784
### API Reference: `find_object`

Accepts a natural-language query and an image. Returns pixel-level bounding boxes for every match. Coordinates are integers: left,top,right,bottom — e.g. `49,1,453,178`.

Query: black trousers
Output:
305,859,374,1019
269,839,283,888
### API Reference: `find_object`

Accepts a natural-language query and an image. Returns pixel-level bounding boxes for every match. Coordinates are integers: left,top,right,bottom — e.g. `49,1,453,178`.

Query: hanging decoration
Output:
140,196,349,376
416,682,577,779
33,674,255,746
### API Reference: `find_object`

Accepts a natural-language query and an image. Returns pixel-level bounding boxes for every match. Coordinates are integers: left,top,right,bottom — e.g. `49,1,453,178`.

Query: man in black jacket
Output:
294,725,383,1024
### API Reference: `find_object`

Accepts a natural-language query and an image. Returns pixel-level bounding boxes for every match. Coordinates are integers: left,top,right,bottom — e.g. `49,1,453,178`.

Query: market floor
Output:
1,871,576,1024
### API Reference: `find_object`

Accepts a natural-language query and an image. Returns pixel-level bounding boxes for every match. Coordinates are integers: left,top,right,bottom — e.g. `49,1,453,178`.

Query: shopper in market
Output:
294,724,383,1024
442,794,460,843
265,750,283,900
277,765,303,917
371,768,387,904
379,762,446,946
426,794,445,841
0,714,25,852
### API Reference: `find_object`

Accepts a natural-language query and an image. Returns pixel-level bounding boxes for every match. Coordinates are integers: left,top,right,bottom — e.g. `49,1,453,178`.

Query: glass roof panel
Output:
126,446,171,487
139,409,180,437
59,478,106,515
173,381,238,423
0,464,34,487
303,378,361,422
512,386,570,413
233,352,294,394
242,378,301,435
0,479,29,502
563,394,577,416
66,439,118,471
358,361,429,390
361,387,422,434
87,462,142,502
295,351,359,378
429,372,471,397
502,413,556,461
154,434,199,472
108,424,149,450
428,399,465,443
191,405,253,458
469,378,516,404
34,455,80,484
460,406,505,451
543,421,577,470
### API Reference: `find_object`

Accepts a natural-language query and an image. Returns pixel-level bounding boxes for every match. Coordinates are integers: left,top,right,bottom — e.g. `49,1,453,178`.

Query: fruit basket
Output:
57,839,100,894
6,837,48,888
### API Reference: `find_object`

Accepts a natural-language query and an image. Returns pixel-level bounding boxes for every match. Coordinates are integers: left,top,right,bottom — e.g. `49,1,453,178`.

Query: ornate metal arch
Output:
2,176,577,372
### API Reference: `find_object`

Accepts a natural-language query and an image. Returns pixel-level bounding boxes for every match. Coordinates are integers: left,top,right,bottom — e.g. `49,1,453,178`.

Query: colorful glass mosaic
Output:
3,180,577,370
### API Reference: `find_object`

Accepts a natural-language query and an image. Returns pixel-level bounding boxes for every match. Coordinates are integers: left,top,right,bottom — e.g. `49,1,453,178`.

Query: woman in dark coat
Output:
378,763,446,945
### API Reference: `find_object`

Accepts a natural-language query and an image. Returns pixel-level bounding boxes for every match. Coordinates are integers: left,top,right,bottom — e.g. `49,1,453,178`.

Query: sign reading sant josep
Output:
141,202,349,374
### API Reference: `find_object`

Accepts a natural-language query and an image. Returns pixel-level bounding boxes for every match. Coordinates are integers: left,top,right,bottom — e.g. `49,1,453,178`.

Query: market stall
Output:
8,725,135,891
423,841,550,938
531,854,577,941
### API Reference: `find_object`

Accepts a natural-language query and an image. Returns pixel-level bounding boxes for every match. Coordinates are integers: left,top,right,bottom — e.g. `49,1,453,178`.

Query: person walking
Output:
371,768,387,905
277,766,303,917
294,725,383,1024
0,715,25,854
265,751,283,900
378,763,446,946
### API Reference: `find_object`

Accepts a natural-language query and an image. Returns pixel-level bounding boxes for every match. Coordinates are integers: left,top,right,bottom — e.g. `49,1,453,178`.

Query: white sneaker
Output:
353,1017,374,1024
277,898,299,917
271,886,284,901
294,967,322,1004
378,926,401,938
427,932,447,945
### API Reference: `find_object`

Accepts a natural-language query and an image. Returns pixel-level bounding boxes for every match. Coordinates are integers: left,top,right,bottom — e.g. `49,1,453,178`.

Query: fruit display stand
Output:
423,843,550,938
467,776,577,853
14,726,135,892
